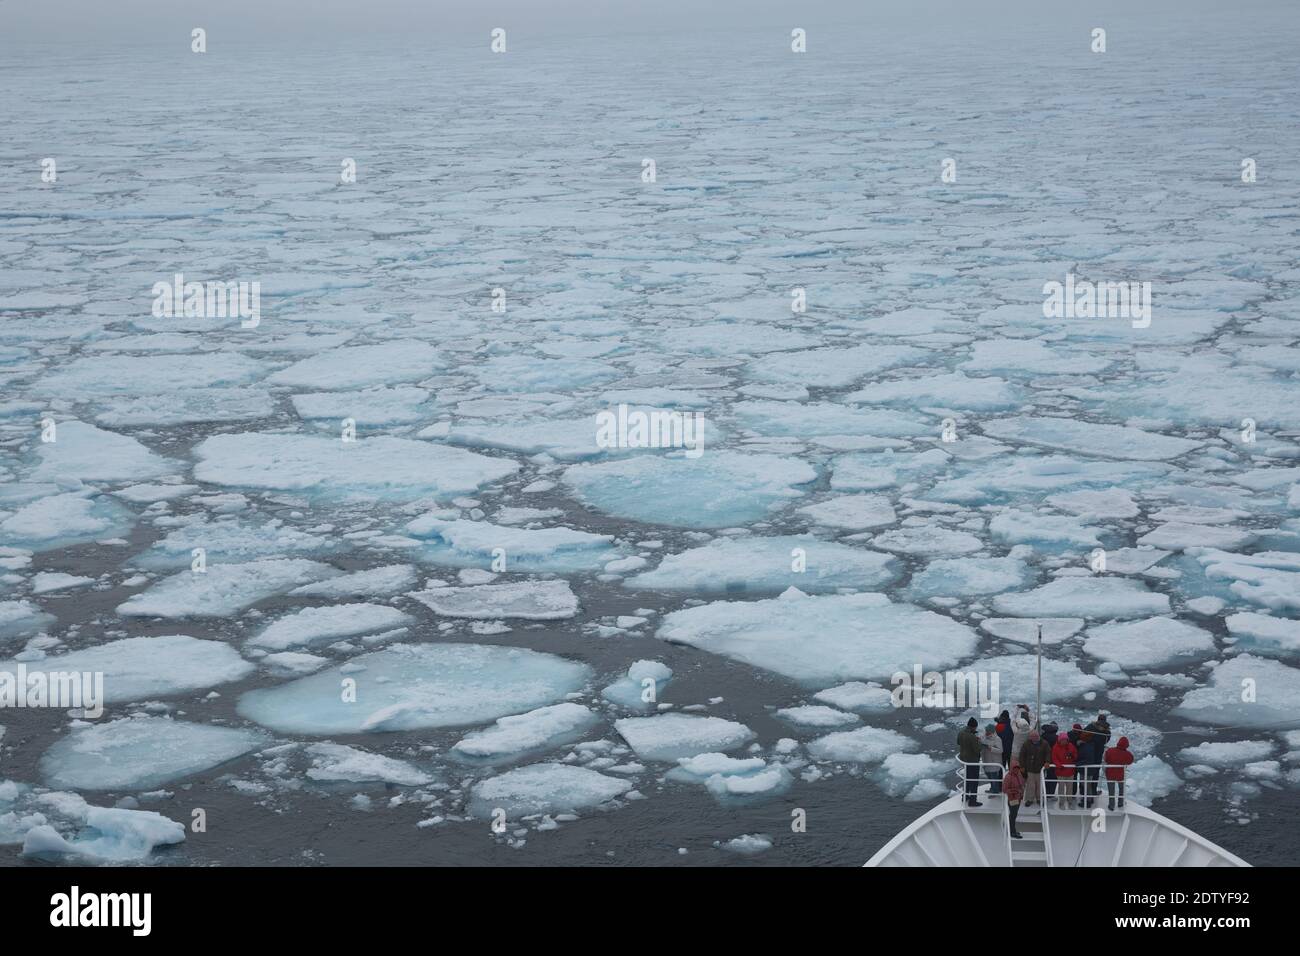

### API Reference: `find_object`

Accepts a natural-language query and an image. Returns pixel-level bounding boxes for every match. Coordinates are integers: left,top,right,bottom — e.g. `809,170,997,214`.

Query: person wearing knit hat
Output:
1003,759,1026,839
957,718,983,807
981,723,1003,794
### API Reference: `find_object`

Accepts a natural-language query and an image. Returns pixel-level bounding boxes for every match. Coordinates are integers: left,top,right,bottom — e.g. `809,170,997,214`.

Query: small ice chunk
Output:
807,726,918,763
774,705,860,728
305,743,434,786
452,703,599,761
248,603,413,651
601,660,673,710
467,763,631,818
410,580,579,620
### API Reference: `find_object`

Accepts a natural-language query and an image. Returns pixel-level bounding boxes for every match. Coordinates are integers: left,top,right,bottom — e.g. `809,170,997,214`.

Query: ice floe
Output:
564,451,815,529
248,603,413,650
614,713,755,761
625,535,897,595
657,589,979,686
237,643,592,735
452,703,600,762
41,717,268,791
410,580,579,619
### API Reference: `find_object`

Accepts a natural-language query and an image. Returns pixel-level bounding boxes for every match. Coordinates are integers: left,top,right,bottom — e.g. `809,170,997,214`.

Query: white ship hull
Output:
866,789,1250,867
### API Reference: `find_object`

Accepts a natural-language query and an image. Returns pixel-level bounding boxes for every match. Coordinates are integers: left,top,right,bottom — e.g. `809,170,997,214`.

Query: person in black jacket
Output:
1079,714,1111,808
996,710,1014,770
1040,722,1060,797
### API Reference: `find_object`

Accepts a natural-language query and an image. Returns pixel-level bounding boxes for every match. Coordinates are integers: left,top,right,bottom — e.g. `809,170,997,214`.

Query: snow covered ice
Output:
1,3,1297,868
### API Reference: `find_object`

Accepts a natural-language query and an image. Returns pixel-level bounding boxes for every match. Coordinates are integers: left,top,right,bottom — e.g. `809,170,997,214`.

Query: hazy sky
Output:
4,0,1295,46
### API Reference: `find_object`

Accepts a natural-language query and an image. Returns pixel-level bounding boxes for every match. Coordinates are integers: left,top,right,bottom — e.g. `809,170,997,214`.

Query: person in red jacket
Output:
1003,760,1025,839
1052,734,1079,810
1104,736,1135,810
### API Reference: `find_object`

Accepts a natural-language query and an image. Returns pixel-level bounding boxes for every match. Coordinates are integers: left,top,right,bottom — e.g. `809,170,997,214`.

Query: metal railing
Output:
954,759,1131,813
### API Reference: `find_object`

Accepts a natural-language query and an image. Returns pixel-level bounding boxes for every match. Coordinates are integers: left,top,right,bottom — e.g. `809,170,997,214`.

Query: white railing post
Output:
1039,771,1054,866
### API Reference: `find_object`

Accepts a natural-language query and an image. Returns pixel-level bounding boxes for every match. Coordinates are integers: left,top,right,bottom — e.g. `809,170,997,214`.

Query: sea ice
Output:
980,417,1202,461
268,340,443,388
656,589,979,686
796,494,897,530
118,559,339,618
29,421,177,483
601,660,673,710
12,635,254,702
193,433,518,502
237,643,592,734
1174,655,1300,728
304,743,434,786
1082,618,1217,669
806,726,918,763
614,713,755,761
992,577,1170,619
40,717,268,791
625,535,897,595
451,703,600,761
467,762,631,818
403,516,619,573
409,580,579,619
564,451,815,529
248,603,413,650
909,555,1032,598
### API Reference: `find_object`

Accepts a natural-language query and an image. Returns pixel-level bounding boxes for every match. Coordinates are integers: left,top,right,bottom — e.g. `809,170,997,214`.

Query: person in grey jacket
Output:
957,717,983,807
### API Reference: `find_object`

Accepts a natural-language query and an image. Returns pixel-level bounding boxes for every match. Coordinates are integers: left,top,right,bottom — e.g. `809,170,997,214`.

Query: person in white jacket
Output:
1010,706,1032,761
981,724,1004,794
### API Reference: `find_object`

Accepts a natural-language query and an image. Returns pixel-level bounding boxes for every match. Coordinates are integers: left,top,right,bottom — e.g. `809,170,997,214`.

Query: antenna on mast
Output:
1035,622,1042,731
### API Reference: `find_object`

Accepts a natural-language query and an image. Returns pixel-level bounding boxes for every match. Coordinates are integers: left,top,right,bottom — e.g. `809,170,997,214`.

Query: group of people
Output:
956,705,1135,840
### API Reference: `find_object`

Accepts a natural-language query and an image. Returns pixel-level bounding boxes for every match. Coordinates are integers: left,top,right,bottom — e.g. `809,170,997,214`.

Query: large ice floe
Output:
401,514,619,572
237,643,592,734
7,635,253,702
1174,655,1300,729
992,576,1171,619
625,535,897,594
193,433,518,502
118,559,340,618
40,717,269,791
656,588,979,686
563,451,815,528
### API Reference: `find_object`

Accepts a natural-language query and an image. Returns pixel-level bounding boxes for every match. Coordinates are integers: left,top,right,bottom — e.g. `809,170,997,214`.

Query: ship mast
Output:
1035,622,1042,730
